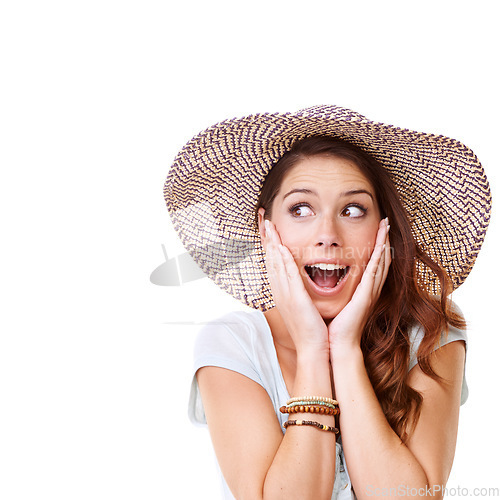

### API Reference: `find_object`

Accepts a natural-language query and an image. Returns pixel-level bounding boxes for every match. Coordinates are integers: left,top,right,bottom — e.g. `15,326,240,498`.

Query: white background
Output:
1,1,498,499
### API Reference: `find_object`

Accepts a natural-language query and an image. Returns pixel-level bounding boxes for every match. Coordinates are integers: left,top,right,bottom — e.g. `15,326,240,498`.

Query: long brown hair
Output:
256,136,465,442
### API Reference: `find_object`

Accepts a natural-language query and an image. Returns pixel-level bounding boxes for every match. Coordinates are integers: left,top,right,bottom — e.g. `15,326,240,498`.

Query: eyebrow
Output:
282,188,315,200
341,189,374,201
282,188,374,201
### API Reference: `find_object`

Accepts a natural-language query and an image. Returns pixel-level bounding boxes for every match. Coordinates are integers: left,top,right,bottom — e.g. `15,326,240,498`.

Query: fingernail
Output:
265,219,270,231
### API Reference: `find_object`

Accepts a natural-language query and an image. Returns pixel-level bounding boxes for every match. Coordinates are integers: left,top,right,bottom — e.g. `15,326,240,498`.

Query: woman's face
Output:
260,155,382,320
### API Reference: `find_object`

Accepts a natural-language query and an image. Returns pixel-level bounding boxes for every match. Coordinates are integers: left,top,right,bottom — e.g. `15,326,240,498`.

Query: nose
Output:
315,216,342,247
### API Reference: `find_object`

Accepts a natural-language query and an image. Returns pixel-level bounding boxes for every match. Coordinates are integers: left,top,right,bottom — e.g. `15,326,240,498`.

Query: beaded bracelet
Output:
279,405,340,416
283,419,339,434
287,396,338,406
288,400,337,410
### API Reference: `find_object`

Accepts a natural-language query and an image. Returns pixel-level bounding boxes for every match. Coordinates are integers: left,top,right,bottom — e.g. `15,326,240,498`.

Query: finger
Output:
266,218,284,248
279,244,306,289
374,222,392,296
374,222,388,277
373,243,387,295
264,220,290,294
380,229,392,284
263,220,279,267
363,218,388,284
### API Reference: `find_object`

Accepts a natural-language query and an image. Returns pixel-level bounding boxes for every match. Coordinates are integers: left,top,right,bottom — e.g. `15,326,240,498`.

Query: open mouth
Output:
304,263,350,289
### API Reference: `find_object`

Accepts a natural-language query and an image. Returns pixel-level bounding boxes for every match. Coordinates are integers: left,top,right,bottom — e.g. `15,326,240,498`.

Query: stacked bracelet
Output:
283,420,339,434
279,405,340,416
288,400,337,410
287,396,338,406
280,396,339,415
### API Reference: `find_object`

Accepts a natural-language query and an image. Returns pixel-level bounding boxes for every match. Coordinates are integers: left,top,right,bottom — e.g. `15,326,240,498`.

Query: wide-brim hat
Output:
164,105,492,311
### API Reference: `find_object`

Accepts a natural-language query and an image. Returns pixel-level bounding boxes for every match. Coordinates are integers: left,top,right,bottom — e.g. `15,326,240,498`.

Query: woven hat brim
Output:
164,105,492,311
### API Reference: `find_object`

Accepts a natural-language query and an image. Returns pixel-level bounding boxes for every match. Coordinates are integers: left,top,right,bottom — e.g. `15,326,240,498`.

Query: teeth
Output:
309,263,346,271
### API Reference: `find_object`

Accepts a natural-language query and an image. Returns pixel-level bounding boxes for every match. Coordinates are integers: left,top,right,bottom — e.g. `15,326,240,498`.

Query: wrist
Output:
296,344,331,365
330,343,363,365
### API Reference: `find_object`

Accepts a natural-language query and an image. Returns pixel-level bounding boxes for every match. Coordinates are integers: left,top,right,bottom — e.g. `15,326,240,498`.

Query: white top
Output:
188,309,468,499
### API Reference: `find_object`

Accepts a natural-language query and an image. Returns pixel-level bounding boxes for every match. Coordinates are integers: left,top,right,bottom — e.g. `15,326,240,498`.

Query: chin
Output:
314,297,350,321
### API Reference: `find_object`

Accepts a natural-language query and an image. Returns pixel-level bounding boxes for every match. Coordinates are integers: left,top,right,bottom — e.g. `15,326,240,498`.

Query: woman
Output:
164,106,491,499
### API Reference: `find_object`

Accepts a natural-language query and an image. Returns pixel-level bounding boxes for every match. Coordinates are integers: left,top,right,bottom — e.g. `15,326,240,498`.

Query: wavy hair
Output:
256,136,466,442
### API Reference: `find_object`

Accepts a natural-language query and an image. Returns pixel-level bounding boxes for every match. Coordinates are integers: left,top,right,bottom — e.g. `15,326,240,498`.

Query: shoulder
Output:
189,308,279,426
192,308,278,394
408,300,467,370
193,308,272,361
408,300,468,403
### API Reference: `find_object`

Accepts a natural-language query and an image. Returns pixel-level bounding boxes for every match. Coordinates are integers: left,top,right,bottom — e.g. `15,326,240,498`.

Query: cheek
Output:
273,221,305,254
348,232,378,265
360,239,376,262
274,225,316,272
282,237,307,263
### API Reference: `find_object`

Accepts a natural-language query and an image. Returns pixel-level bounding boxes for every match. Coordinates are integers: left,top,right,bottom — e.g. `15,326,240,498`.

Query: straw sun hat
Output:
164,105,491,311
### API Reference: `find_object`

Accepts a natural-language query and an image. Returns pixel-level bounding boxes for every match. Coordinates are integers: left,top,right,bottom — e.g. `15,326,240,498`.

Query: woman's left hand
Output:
328,218,391,354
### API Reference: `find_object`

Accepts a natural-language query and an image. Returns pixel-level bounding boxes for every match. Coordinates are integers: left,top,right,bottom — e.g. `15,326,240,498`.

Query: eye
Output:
289,204,314,218
341,204,367,218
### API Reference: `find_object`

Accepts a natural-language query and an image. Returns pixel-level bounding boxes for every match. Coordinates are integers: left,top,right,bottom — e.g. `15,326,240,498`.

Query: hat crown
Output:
296,104,370,123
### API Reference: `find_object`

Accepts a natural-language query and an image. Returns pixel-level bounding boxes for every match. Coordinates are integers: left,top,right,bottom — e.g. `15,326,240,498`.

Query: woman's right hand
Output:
262,218,329,356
